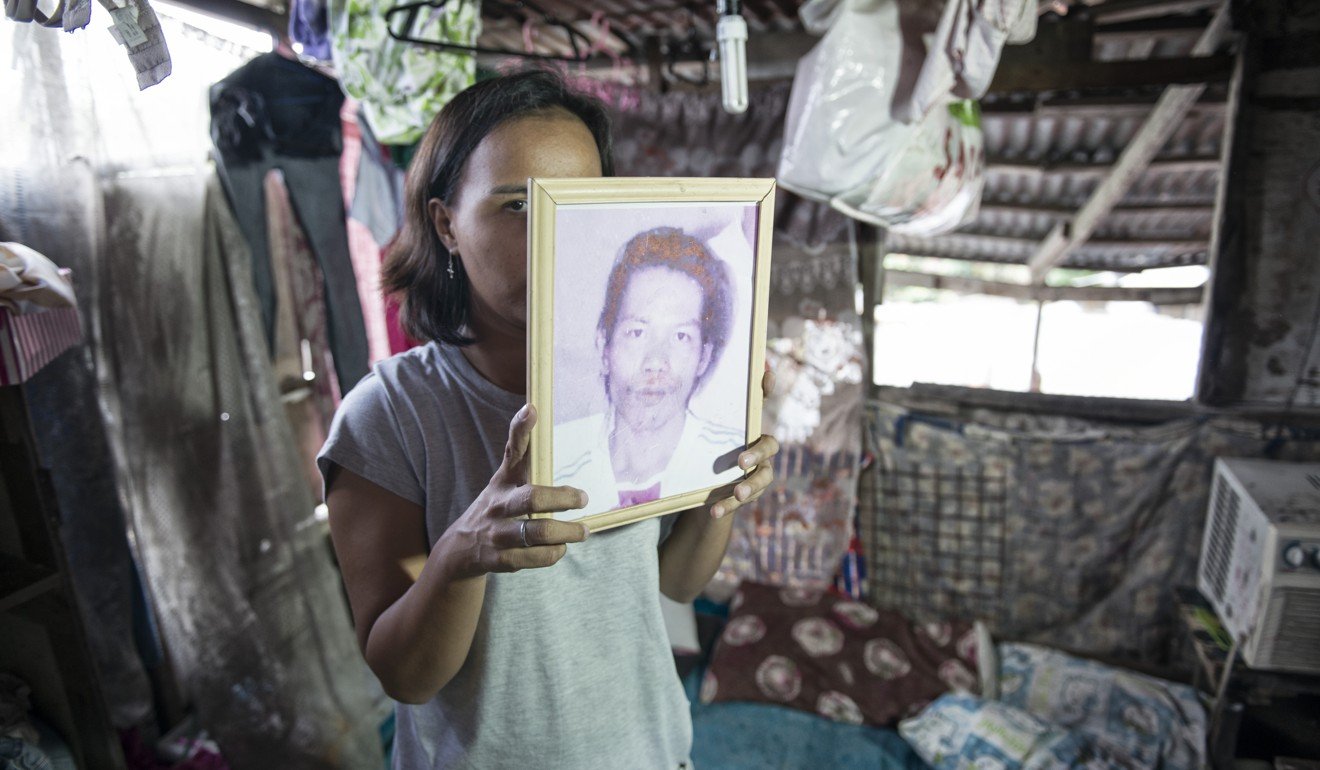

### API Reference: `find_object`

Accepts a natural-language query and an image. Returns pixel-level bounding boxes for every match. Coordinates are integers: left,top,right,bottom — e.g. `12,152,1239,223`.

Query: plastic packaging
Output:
778,0,1030,236
904,0,1036,122
777,0,915,203
831,99,985,235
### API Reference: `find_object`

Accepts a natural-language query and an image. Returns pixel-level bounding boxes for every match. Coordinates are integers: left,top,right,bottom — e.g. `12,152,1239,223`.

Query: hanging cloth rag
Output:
3,0,166,80
97,0,172,89
0,242,77,313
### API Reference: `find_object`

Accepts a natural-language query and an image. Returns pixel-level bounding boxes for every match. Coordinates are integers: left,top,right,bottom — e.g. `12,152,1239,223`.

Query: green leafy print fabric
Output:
329,0,479,144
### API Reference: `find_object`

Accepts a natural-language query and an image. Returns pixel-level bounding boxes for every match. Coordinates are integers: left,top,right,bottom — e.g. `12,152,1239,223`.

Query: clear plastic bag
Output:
778,0,1029,235
831,99,985,235
904,0,1036,122
777,0,922,202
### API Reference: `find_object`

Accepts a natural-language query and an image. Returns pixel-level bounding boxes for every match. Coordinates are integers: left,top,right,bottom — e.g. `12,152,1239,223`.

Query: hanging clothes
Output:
97,0,172,89
288,0,332,61
348,107,404,247
337,103,404,363
265,169,342,502
93,169,388,766
2,0,168,87
210,51,370,391
327,0,479,145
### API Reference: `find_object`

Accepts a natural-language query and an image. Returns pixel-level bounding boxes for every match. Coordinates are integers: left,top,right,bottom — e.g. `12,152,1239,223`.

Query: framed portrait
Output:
527,177,775,532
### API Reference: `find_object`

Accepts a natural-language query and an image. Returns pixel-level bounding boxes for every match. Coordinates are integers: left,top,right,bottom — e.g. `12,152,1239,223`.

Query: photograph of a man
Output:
553,209,755,521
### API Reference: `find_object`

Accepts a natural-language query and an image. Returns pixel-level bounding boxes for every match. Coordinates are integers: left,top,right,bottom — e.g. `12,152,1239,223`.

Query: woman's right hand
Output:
443,404,589,578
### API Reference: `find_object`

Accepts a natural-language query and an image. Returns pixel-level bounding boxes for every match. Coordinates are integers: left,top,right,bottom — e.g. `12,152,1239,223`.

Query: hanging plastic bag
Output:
778,0,1016,234
903,0,1036,122
777,0,929,202
831,98,985,236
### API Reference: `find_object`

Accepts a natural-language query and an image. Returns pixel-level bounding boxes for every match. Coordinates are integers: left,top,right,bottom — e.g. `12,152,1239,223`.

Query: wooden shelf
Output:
0,552,59,613
0,385,126,769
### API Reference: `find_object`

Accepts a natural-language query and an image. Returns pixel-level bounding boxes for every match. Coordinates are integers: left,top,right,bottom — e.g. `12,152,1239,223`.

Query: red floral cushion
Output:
700,582,981,727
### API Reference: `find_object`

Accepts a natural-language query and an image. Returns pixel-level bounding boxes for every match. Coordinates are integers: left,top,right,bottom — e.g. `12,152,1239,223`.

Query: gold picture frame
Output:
527,177,775,533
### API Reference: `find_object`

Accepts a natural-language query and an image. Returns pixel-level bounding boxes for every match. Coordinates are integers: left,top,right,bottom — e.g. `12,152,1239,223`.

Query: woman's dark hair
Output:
383,69,615,345
597,227,734,395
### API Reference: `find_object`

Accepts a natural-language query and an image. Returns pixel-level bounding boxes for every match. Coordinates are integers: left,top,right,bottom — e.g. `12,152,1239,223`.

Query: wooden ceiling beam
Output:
987,155,1220,176
981,94,1226,117
988,52,1232,92
1088,0,1221,24
1092,13,1210,43
978,202,1213,218
884,269,1206,304
899,231,1208,250
165,0,283,33
879,253,1182,274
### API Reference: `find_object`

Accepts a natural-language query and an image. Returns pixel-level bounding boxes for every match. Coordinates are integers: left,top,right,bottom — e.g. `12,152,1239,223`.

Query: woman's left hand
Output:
711,369,781,519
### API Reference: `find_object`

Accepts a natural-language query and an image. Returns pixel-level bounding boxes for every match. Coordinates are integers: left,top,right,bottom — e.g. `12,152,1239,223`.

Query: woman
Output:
319,70,780,768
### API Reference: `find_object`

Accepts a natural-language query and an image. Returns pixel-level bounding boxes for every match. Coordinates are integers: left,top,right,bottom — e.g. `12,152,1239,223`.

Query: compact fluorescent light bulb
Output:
716,3,748,114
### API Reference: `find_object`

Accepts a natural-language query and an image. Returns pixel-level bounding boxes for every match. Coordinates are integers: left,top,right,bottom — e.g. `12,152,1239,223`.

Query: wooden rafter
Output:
1026,0,1233,283
1089,0,1221,24
978,202,1214,219
988,53,1232,92
981,95,1227,118
885,270,1206,305
890,231,1208,257
987,155,1220,177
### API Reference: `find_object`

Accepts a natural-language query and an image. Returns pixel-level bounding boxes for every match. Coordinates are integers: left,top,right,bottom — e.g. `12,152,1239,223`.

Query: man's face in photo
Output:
603,265,712,429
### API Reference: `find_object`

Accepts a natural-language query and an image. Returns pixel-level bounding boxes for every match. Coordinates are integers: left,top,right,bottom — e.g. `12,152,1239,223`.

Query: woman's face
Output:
430,110,603,340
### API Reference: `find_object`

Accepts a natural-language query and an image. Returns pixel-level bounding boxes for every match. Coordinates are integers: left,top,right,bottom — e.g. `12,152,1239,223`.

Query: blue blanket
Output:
686,669,930,769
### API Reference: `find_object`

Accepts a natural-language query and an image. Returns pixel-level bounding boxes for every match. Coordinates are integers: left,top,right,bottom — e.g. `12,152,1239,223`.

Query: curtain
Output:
1,14,386,767
860,397,1320,664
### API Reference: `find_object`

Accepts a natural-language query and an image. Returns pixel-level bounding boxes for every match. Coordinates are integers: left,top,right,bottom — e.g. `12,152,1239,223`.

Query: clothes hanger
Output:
664,15,712,88
384,0,603,62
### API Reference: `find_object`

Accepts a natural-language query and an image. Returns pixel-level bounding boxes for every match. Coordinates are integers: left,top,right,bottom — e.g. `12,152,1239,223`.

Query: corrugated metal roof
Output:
476,0,804,59
935,92,1227,270
467,0,1233,273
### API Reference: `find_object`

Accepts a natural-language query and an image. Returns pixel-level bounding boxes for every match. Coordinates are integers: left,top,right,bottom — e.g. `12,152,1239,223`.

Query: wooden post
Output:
855,221,886,386
1029,300,1045,392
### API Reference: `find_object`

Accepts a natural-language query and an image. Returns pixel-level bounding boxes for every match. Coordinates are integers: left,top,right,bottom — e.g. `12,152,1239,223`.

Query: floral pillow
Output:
899,693,1144,770
996,643,1207,770
700,582,981,726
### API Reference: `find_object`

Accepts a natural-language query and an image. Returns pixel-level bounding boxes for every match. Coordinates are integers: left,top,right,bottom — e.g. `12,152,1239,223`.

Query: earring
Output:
447,250,458,279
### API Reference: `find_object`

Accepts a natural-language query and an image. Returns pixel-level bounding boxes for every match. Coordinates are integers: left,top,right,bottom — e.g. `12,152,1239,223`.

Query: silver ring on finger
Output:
520,519,530,548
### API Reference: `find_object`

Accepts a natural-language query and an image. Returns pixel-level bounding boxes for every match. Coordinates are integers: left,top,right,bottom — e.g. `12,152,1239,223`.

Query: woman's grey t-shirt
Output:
317,342,692,769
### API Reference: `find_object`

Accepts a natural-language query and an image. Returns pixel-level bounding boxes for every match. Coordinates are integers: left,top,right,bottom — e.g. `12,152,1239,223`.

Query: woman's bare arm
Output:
657,371,780,602
656,434,779,602
327,405,589,703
